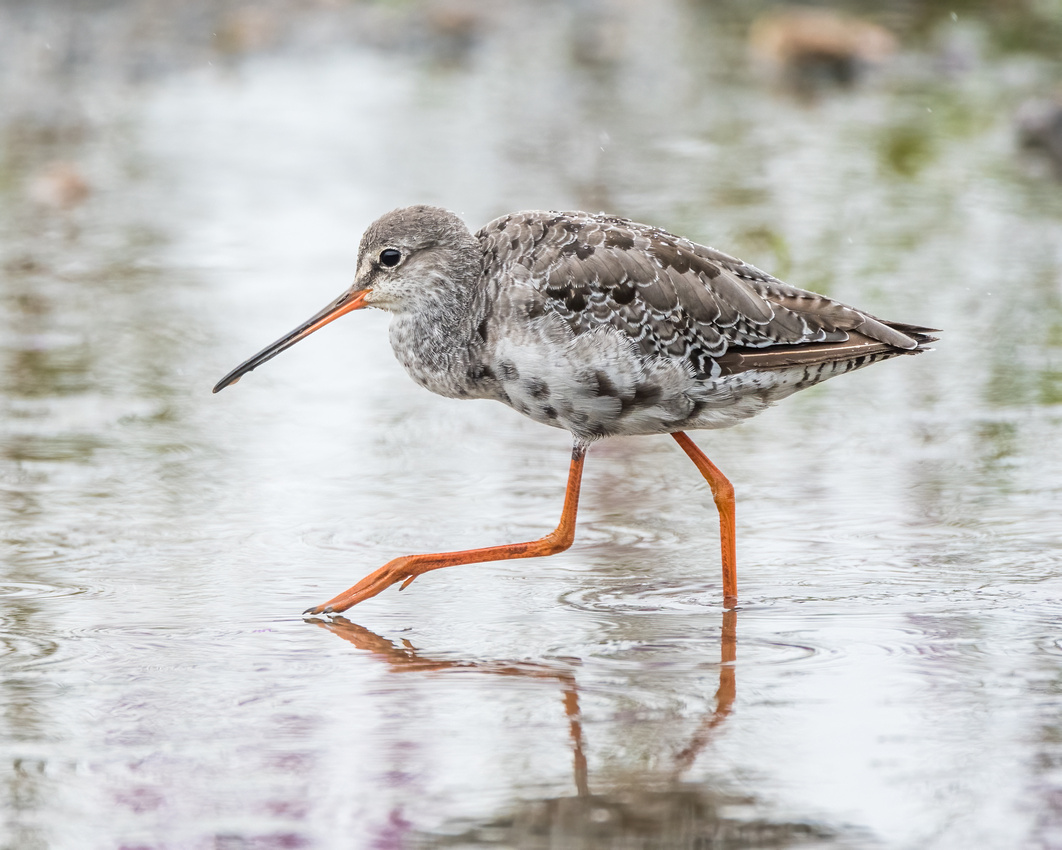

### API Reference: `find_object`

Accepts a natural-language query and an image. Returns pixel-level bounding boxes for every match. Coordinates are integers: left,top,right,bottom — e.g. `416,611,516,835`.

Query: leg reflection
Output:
673,608,737,778
313,615,594,798
562,685,590,798
309,608,736,795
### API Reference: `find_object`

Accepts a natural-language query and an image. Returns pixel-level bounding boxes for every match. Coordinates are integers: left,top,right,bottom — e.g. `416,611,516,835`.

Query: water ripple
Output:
559,578,725,615
0,627,63,672
0,580,86,600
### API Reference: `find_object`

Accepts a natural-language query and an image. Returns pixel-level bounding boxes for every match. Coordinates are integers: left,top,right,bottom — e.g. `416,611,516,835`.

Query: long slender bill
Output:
213,288,371,393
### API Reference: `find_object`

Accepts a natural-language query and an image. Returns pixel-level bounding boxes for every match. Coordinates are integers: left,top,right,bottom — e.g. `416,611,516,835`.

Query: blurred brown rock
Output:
28,161,90,209
423,0,490,63
750,7,897,86
214,6,279,55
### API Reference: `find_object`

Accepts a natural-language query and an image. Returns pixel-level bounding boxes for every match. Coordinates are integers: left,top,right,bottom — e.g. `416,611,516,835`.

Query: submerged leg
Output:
304,442,588,614
670,431,737,608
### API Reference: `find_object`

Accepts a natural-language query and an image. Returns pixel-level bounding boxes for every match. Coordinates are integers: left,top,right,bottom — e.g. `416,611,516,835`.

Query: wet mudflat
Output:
1,1,1061,847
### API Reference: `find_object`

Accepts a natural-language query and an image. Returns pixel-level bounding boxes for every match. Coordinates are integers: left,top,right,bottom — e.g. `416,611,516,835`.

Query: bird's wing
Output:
477,210,935,378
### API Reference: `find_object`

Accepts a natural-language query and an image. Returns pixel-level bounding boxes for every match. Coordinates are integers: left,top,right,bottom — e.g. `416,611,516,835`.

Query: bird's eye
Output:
379,248,401,268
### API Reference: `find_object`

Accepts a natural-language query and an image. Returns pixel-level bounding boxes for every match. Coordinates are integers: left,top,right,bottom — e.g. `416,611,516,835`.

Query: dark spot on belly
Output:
612,283,636,304
542,405,558,419
498,361,519,381
619,382,663,414
468,364,495,381
576,243,595,260
525,378,550,399
527,299,546,319
593,370,619,397
633,383,663,405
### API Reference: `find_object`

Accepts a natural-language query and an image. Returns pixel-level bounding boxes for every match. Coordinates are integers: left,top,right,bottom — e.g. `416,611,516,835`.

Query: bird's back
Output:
465,210,935,441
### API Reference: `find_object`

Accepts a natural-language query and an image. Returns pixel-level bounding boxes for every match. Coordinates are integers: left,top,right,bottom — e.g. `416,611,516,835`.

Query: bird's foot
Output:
302,555,422,616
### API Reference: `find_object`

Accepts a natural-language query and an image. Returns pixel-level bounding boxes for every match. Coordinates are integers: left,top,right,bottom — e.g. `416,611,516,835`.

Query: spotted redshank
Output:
214,205,937,613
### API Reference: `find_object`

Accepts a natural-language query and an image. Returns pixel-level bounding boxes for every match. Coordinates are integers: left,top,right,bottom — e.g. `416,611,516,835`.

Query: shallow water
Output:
1,1,1061,848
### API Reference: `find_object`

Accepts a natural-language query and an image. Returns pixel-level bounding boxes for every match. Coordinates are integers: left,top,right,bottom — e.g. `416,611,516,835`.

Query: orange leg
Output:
304,443,588,614
670,431,737,608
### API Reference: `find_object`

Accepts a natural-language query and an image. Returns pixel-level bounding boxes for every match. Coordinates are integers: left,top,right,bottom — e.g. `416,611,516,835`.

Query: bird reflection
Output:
310,613,737,795
309,611,844,846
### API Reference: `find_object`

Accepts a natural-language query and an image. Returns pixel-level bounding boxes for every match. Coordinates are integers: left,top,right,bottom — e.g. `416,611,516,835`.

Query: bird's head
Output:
352,205,481,313
212,205,479,394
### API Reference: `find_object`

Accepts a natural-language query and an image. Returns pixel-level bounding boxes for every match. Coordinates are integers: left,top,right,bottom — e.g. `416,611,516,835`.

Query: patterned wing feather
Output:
477,211,935,379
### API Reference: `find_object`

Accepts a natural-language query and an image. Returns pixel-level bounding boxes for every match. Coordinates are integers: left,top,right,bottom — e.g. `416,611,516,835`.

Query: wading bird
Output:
214,206,936,613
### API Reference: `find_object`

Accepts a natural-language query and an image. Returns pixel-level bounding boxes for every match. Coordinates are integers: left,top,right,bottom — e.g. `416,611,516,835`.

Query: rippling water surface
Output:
1,1,1061,847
